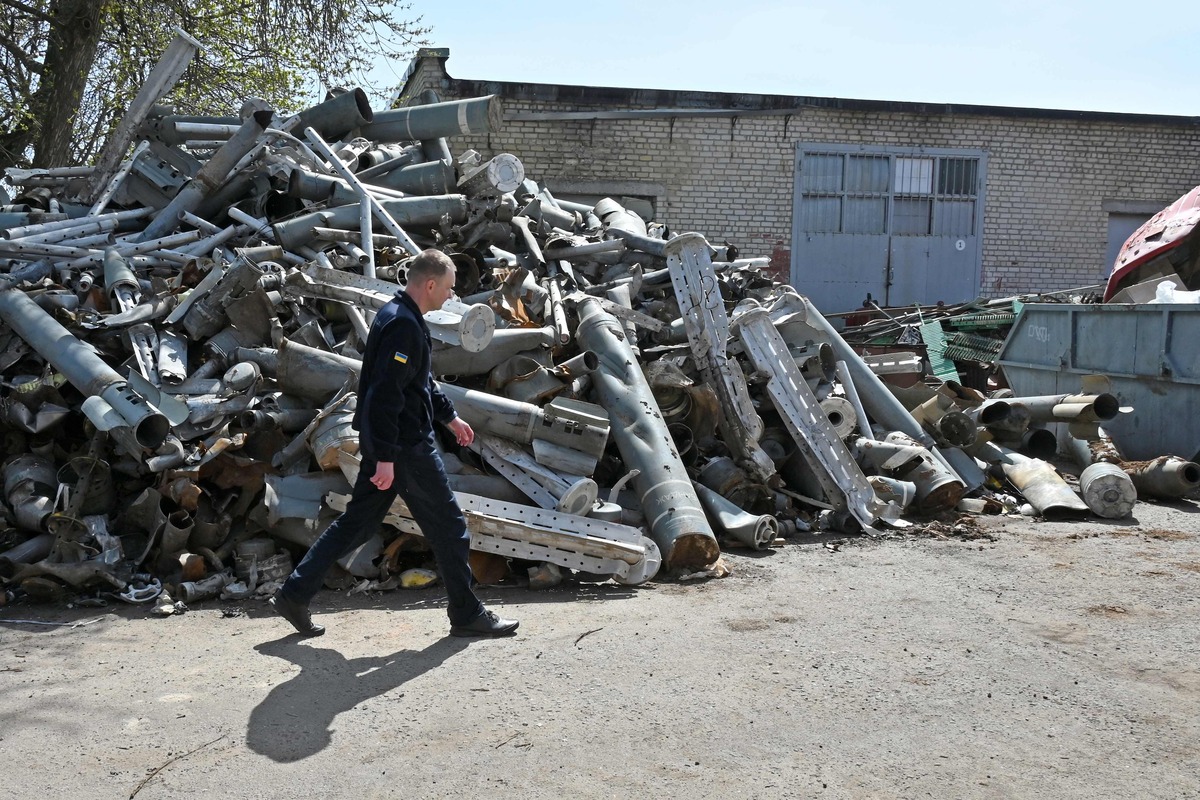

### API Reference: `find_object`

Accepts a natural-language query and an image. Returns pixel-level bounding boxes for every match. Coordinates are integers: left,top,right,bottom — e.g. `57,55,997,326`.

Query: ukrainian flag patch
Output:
393,351,409,364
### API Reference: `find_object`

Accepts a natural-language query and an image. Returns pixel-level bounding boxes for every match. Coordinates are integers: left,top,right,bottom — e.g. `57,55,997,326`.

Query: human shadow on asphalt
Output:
247,635,468,762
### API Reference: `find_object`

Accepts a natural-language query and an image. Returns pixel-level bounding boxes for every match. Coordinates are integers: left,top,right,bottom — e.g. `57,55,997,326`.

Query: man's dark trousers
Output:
278,436,484,626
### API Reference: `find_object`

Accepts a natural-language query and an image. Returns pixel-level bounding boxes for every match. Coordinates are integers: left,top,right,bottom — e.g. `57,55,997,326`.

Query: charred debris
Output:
2,42,1197,612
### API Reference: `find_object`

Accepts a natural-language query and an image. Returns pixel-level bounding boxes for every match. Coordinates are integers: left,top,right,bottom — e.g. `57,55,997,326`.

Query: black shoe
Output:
450,608,519,638
270,592,325,637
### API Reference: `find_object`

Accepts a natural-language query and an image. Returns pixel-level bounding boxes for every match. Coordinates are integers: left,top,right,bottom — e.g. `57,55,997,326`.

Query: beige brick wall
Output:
403,53,1200,298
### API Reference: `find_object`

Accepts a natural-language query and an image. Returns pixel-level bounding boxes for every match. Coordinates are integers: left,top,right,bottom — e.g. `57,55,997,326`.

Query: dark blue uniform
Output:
278,290,484,626
354,292,457,461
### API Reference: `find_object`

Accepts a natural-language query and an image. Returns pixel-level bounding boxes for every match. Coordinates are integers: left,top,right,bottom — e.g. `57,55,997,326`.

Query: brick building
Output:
396,48,1200,312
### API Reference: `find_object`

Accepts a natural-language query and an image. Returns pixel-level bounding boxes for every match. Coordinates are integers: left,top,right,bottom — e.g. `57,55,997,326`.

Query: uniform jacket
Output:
353,290,457,462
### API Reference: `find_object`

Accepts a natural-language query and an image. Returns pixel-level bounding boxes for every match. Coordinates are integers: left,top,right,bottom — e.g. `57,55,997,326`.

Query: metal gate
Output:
790,144,986,313
1105,212,1152,281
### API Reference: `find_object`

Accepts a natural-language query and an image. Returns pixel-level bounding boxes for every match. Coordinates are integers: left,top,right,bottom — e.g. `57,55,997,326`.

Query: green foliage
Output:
0,0,429,168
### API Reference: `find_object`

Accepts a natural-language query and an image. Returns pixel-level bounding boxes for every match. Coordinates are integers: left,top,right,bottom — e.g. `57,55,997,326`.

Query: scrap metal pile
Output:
2,56,1199,610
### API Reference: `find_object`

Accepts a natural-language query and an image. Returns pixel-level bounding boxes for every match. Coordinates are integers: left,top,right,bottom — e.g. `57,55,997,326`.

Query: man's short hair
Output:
407,249,454,285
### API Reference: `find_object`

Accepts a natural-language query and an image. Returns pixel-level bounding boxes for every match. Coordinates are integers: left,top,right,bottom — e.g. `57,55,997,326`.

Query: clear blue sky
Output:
369,0,1199,117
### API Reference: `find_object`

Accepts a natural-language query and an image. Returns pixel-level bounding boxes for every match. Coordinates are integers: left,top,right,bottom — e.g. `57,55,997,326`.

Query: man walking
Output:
271,249,519,638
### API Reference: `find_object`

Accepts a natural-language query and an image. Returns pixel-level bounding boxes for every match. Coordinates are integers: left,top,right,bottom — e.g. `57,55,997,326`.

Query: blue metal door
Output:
791,145,986,313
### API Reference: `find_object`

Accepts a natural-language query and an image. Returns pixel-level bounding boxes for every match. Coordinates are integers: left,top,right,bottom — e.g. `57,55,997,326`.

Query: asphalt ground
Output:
3,497,1199,799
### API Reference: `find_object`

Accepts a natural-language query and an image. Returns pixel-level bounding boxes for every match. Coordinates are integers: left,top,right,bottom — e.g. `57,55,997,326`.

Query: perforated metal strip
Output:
733,306,887,532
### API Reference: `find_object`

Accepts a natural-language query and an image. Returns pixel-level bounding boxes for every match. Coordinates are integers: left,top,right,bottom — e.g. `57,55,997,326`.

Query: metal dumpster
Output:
997,303,1200,461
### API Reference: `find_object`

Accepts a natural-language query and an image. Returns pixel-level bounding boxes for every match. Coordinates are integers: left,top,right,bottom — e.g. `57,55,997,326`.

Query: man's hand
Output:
447,417,474,447
371,461,395,490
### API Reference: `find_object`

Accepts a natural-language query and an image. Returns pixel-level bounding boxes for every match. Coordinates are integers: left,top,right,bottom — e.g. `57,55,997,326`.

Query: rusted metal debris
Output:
1,72,1198,611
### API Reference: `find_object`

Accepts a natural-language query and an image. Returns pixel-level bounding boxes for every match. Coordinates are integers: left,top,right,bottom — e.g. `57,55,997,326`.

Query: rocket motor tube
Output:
575,297,719,569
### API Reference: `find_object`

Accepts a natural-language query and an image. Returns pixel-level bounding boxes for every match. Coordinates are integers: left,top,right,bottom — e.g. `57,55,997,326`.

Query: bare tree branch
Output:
0,0,51,24
0,27,44,75
0,0,430,170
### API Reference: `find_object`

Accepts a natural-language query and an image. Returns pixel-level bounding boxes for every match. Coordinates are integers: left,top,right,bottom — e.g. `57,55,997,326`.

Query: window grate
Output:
799,151,979,237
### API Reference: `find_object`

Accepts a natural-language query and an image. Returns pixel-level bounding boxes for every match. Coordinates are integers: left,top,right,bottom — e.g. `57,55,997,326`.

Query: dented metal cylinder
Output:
0,289,168,449
368,160,457,196
286,167,353,201
967,399,1012,427
3,454,57,532
101,248,139,305
867,475,917,511
285,87,373,141
458,154,525,198
180,257,269,341
543,239,625,261
1013,392,1121,425
575,297,718,569
855,434,965,513
0,532,54,576
819,396,857,439
308,403,359,470
138,109,274,242
361,95,503,143
1020,427,1059,460
275,339,363,402
996,445,1089,518
487,355,564,404
271,194,468,250
145,114,240,146
292,162,455,205
159,509,194,554
1123,456,1200,500
927,409,978,448
438,383,608,460
556,351,599,380
238,408,318,433
424,299,495,354
692,480,777,550
431,326,557,378
523,197,578,233
1078,462,1136,519
178,571,232,603
1066,428,1124,466
981,399,1031,435
356,143,422,173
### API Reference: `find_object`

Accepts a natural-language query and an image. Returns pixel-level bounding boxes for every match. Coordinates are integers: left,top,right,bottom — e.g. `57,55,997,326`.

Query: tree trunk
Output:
0,128,33,174
29,0,105,168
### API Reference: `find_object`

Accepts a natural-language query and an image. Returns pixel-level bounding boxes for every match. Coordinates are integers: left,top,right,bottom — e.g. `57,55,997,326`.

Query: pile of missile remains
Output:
2,42,1199,611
